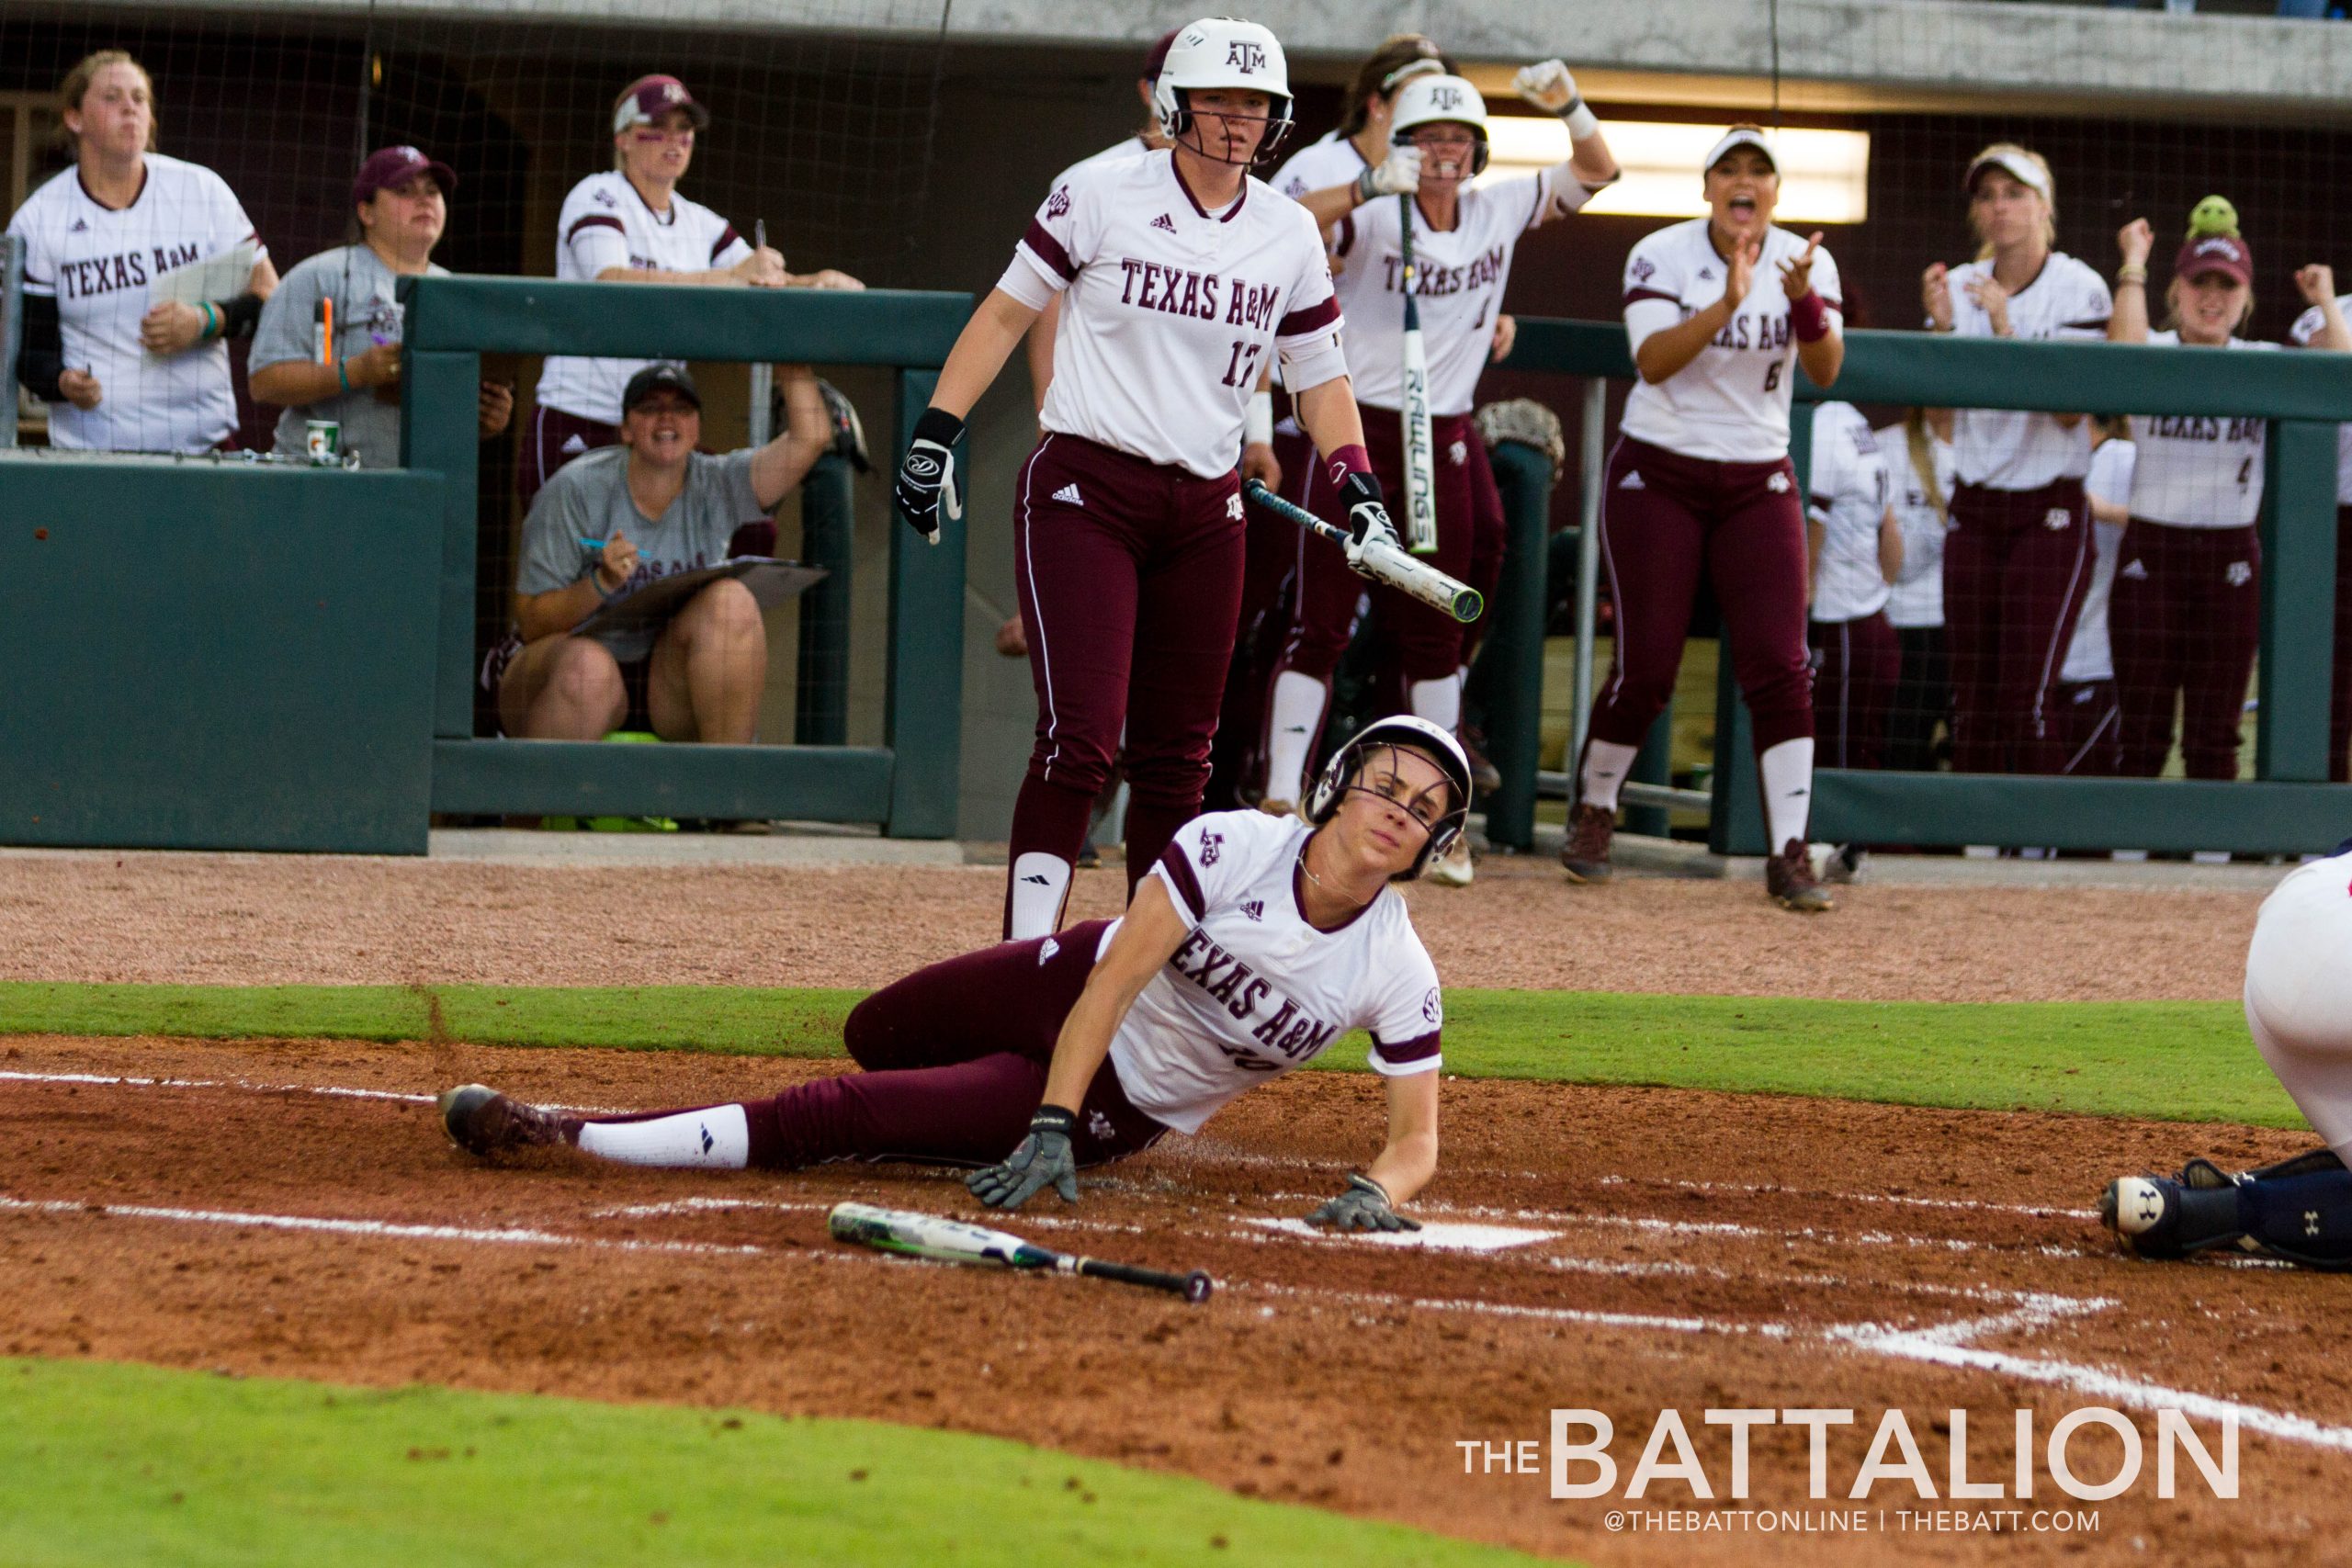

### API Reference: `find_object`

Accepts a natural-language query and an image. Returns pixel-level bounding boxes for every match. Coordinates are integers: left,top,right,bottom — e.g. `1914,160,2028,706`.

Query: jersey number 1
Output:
1221,340,1264,389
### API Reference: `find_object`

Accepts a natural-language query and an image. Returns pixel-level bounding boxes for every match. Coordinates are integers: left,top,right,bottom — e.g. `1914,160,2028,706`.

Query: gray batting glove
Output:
967,1105,1080,1210
1306,1173,1420,1233
1354,145,1422,203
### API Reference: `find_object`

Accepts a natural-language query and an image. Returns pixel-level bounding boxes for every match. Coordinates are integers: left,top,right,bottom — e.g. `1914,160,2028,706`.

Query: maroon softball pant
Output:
516,404,620,514
1587,436,1815,757
1010,434,1245,918
1463,432,1508,665
1808,612,1899,771
2109,521,2262,781
2050,679,2120,777
1942,479,2093,774
706,920,1170,1170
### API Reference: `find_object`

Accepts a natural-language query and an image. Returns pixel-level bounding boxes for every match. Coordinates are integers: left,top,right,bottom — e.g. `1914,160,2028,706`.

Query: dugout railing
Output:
400,276,969,837
1486,320,2352,858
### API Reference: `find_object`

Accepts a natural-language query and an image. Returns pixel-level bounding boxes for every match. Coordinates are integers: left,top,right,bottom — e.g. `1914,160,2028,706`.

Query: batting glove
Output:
1306,1173,1420,1233
1337,470,1400,567
892,406,966,544
1354,145,1422,203
967,1105,1080,1210
1516,60,1599,139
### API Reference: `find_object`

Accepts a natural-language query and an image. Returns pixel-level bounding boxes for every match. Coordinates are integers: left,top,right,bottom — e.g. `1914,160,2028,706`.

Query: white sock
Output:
1262,671,1328,804
1758,737,1815,851
1577,739,1638,813
1006,852,1071,941
1408,675,1461,733
577,1102,750,1169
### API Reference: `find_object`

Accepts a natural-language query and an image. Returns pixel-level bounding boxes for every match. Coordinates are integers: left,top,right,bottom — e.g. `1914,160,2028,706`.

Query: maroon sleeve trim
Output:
1156,842,1205,922
566,213,626,243
1020,220,1079,282
1623,287,1680,307
709,223,742,264
2062,317,2111,332
1333,214,1355,259
1277,294,1341,337
1371,1029,1442,1064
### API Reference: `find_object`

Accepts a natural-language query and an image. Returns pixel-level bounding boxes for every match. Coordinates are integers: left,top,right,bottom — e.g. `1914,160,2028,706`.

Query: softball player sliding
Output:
2102,838,2352,1270
2108,215,2347,780
440,718,1470,1234
1258,67,1618,886
893,17,1392,942
2283,278,2352,782
1563,128,1845,912
1923,144,2111,777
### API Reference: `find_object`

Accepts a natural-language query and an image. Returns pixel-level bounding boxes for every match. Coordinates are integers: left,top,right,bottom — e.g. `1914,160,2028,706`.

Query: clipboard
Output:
574,556,829,638
148,241,260,311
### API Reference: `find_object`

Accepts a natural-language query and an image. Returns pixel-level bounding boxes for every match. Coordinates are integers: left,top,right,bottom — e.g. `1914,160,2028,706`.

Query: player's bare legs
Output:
497,635,628,739
647,576,766,743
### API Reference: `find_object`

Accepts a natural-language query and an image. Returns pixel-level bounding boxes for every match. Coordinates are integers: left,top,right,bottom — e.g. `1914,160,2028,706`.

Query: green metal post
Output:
795,453,855,747
1479,441,1554,850
885,369,967,837
2259,419,2337,782
401,348,483,739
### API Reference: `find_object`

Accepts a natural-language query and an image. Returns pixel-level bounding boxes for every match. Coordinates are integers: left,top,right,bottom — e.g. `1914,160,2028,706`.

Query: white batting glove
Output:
1354,145,1422,204
1513,60,1579,114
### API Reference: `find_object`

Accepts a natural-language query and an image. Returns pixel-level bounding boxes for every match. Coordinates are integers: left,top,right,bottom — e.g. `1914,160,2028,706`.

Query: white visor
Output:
1964,151,2052,199
1703,128,1777,174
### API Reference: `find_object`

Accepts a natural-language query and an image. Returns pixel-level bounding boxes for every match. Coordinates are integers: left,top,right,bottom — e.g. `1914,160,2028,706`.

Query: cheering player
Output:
1922,145,2111,775
8,51,277,453
892,17,1392,941
440,718,1469,1234
2286,267,2352,781
1260,66,1617,889
1563,129,1844,911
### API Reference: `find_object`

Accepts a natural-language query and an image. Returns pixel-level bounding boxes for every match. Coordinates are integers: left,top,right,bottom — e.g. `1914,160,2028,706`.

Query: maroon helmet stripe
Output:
1276,295,1340,337
1020,220,1080,282
1156,843,1205,922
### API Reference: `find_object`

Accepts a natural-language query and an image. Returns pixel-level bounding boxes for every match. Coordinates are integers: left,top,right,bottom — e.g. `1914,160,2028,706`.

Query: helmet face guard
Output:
1164,87,1294,167
1388,73,1490,178
1305,716,1474,881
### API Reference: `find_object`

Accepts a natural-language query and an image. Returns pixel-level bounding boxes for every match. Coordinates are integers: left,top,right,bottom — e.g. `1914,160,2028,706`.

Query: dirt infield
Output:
0,851,2265,999
5,1031,2344,1566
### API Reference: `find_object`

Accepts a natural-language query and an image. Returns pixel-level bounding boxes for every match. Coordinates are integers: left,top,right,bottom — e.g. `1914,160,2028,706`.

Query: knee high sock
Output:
1577,739,1639,813
1004,777,1091,939
576,1102,752,1168
1758,737,1815,850
1262,671,1329,805
1408,675,1461,734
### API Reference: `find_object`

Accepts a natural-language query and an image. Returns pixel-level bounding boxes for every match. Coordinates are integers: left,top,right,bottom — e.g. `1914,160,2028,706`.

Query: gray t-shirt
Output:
515,444,765,662
251,243,447,468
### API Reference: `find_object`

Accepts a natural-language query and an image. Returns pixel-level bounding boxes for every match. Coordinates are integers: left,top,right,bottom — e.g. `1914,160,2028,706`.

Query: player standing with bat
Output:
1259,65,1617,885
438,718,1471,1235
1563,129,1844,910
890,17,1391,942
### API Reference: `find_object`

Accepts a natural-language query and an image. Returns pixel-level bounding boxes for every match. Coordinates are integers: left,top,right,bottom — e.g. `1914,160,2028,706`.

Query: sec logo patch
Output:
1422,987,1441,1023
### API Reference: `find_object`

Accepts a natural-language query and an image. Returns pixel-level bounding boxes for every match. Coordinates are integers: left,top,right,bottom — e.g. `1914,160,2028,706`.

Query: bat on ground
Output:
1397,194,1439,556
828,1201,1216,1303
1243,479,1483,624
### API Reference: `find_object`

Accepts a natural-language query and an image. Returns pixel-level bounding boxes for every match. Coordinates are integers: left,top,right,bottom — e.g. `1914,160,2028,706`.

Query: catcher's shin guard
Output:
2102,1146,2352,1269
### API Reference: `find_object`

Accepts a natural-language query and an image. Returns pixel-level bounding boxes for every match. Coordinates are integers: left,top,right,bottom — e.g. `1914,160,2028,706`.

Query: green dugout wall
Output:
1487,321,2352,857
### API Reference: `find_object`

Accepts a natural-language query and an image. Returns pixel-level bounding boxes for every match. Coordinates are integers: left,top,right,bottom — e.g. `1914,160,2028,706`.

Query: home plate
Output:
1246,1217,1556,1252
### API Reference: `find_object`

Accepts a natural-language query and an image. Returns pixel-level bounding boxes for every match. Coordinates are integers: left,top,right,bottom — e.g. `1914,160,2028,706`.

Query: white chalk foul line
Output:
1599,1174,2100,1224
0,1068,434,1105
0,1193,763,1258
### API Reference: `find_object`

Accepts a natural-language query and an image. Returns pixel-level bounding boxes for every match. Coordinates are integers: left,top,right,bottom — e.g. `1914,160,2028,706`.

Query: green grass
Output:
0,980,2297,1128
0,1359,1550,1568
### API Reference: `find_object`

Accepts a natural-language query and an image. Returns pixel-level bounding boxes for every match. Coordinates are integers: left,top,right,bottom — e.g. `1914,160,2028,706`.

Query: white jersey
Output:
534,170,750,424
2245,845,2352,1160
1943,253,2110,491
1272,131,1368,234
999,149,1344,479
1806,401,1891,623
1057,134,1158,184
1330,171,1587,415
1099,809,1442,1136
7,154,265,453
2062,439,2133,685
2287,295,2352,505
1620,220,1843,463
1881,424,1953,630
2125,333,2276,529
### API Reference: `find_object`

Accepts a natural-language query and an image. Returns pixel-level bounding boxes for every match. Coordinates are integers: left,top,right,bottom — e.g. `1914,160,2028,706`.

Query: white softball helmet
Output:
1152,17,1295,164
1389,73,1490,176
1305,715,1475,881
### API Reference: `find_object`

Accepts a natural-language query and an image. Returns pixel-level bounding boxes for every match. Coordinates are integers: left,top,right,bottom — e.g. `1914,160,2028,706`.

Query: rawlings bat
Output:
827,1201,1215,1303
1397,193,1439,556
1243,479,1483,624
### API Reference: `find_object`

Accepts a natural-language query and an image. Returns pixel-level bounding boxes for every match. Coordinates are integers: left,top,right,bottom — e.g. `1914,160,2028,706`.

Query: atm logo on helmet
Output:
1227,40,1266,72
1430,85,1467,113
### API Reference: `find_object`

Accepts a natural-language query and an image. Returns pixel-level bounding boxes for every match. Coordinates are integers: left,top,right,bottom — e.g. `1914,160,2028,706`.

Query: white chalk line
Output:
1598,1174,2101,1224
0,1067,623,1116
0,1193,763,1257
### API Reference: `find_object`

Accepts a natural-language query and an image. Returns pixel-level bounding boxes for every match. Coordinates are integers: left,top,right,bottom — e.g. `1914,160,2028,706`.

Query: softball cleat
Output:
438,1084,574,1158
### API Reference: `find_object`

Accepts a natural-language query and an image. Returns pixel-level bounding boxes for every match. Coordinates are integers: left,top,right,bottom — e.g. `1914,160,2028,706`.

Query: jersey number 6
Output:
1763,361,1783,393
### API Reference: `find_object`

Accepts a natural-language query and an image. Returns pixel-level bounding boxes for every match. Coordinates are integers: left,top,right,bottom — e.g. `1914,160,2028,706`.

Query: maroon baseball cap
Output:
614,73,710,135
353,145,454,207
1143,28,1181,82
2176,232,2253,288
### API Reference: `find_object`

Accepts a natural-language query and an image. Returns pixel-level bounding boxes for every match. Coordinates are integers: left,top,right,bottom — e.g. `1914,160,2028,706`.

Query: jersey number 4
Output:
1221,340,1265,389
